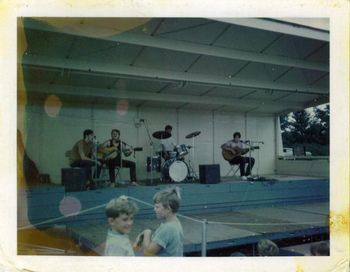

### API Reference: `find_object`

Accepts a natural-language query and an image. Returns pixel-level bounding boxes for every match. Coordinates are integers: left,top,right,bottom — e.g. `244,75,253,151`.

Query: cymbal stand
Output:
187,136,198,180
143,119,154,185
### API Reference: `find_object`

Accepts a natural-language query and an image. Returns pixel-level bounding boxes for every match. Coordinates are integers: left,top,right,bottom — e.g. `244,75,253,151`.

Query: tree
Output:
313,104,329,145
280,104,329,155
288,110,312,144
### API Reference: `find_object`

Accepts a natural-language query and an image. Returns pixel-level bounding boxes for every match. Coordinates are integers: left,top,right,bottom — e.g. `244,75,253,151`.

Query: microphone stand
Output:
245,140,252,177
92,138,99,181
119,135,124,183
142,120,154,185
247,140,264,178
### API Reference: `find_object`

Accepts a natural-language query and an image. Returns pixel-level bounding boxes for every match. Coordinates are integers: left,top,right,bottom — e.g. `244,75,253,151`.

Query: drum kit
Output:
148,130,201,183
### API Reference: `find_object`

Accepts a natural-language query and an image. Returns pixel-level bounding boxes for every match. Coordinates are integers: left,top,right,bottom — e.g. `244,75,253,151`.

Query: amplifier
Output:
61,168,87,192
199,164,221,184
146,156,161,172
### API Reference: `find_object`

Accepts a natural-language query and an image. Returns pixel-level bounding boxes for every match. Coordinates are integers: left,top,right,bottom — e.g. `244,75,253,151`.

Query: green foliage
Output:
280,105,329,155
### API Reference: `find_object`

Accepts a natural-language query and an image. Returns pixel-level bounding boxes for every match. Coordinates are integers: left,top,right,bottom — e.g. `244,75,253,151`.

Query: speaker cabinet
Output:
146,156,161,172
199,164,220,184
61,168,87,192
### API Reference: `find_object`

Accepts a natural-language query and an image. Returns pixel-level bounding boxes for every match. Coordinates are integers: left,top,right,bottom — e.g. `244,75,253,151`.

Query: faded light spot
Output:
330,211,348,234
59,196,82,216
116,99,129,116
44,95,62,117
296,264,304,272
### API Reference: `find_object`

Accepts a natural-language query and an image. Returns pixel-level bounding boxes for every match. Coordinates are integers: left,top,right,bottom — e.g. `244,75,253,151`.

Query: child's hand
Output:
133,232,144,250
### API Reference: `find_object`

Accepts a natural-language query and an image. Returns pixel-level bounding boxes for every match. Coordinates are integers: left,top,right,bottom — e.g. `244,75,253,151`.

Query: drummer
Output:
160,125,176,160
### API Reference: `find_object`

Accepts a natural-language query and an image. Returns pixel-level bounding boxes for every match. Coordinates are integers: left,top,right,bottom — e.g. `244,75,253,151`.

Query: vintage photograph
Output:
17,17,331,258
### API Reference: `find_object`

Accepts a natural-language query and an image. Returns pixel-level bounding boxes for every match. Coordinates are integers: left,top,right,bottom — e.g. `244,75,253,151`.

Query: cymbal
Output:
185,131,201,139
152,130,171,139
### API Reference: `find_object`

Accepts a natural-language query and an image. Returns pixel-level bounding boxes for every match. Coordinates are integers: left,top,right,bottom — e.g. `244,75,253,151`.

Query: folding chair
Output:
225,163,240,177
94,163,122,187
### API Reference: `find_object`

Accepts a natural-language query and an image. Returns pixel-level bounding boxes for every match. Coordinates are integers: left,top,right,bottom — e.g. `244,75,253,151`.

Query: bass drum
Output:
162,159,188,182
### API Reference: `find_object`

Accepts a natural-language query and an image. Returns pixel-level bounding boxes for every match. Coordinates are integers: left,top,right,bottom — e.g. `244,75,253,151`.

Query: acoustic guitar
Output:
97,146,133,161
222,146,259,161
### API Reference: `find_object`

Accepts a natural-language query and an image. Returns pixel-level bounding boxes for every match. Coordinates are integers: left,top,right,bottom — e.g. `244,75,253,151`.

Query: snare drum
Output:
162,159,188,182
174,144,189,158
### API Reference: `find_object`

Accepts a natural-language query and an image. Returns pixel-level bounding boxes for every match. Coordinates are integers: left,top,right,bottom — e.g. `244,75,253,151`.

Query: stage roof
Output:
20,17,329,115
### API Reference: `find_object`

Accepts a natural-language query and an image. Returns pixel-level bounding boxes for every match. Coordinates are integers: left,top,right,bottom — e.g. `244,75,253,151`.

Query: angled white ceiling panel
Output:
311,74,329,89
155,19,220,41
52,72,115,88
112,78,166,93
161,82,212,96
214,24,281,52
179,103,222,111
233,62,289,82
218,104,260,113
126,18,163,35
276,93,322,103
25,29,74,58
306,43,329,63
274,68,328,90
242,89,289,101
133,47,199,72
140,100,185,109
263,35,326,60
188,55,247,77
69,38,142,65
213,18,329,41
23,67,58,84
205,86,255,99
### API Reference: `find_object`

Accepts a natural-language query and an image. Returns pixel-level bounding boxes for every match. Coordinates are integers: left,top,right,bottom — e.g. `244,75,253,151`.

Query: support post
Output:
201,219,208,257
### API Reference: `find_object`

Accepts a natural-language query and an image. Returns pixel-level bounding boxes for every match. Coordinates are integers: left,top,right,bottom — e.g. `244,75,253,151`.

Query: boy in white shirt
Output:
104,196,138,256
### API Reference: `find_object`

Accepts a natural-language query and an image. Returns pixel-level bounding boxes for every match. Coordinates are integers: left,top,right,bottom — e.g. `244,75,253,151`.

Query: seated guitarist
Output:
70,129,102,189
99,129,138,187
221,132,255,179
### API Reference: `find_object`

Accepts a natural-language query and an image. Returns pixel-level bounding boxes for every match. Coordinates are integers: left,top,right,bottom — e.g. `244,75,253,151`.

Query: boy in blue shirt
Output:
135,187,183,256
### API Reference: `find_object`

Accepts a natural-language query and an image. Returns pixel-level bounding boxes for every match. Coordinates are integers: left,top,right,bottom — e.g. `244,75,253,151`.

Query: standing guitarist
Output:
99,129,138,187
221,132,255,179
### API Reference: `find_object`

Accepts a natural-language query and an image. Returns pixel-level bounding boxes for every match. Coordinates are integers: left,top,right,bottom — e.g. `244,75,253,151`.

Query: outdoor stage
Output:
19,175,329,256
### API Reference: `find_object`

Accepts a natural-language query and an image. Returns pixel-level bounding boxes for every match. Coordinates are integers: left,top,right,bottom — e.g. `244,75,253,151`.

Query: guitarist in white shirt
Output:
221,132,255,179
99,129,138,187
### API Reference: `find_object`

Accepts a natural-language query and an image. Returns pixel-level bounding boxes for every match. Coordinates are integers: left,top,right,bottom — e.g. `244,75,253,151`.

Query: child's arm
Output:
141,229,162,256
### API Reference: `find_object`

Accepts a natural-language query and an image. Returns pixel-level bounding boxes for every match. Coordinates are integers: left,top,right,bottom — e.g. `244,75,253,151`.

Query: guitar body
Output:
98,146,133,161
222,146,259,161
97,146,119,161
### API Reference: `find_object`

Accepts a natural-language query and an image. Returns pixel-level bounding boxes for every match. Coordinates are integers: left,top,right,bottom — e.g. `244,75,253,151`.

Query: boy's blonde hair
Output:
153,187,181,213
257,239,279,256
105,196,138,218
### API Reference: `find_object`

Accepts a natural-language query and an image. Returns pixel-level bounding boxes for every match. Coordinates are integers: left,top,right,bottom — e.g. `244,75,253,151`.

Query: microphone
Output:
134,118,143,128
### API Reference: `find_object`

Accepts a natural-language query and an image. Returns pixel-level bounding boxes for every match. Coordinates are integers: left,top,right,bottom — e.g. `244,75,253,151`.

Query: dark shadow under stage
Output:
19,175,329,256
